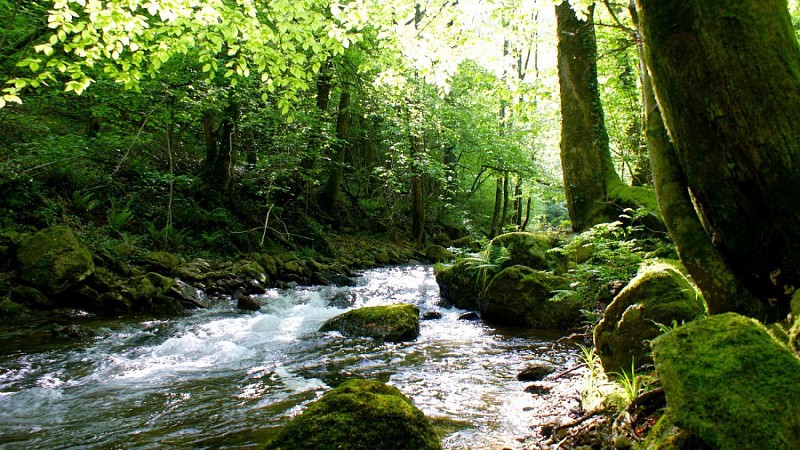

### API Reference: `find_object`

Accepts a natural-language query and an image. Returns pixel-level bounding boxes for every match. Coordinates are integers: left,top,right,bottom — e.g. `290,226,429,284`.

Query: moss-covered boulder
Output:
481,265,579,328
593,263,705,374
10,285,52,309
143,251,184,272
488,232,559,271
320,304,420,342
17,226,95,294
266,378,442,450
424,245,452,263
434,259,483,310
652,313,800,449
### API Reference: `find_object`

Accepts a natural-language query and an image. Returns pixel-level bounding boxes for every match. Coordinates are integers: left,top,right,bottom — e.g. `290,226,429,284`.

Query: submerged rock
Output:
236,295,260,311
320,304,420,342
265,378,442,450
458,311,481,321
421,311,443,320
652,313,800,449
17,226,94,294
593,262,705,374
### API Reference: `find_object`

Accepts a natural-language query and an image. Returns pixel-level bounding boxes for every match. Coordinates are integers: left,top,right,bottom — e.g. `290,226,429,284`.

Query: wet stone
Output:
517,364,555,382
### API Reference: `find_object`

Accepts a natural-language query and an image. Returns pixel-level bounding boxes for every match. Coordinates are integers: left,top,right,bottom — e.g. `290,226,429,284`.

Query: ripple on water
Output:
0,265,583,449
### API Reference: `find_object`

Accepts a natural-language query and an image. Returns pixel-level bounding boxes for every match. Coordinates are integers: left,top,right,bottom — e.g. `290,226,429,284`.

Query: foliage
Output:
549,218,675,315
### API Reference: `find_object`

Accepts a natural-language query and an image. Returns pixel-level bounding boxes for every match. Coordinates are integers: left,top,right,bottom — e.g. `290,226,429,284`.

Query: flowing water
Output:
0,265,584,449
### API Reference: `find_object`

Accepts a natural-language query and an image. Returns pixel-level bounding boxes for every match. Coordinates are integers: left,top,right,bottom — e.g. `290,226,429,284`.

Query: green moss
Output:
481,265,579,328
424,245,452,263
266,379,442,450
434,259,483,310
487,232,558,271
652,313,800,449
0,298,25,318
638,414,709,450
320,304,420,342
16,226,95,294
593,262,705,374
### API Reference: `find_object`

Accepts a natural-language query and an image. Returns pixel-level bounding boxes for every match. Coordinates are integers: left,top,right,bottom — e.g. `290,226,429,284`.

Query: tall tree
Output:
555,1,620,232
637,0,800,320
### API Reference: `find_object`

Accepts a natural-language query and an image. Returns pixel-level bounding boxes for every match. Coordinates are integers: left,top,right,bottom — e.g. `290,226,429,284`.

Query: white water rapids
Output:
0,265,583,449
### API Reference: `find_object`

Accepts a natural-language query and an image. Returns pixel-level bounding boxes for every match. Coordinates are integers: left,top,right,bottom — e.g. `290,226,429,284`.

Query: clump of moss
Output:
593,262,705,374
481,265,580,328
652,313,800,449
266,379,442,450
320,304,420,342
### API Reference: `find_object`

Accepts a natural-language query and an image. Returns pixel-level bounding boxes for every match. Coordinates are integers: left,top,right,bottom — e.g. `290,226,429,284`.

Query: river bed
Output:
0,265,584,449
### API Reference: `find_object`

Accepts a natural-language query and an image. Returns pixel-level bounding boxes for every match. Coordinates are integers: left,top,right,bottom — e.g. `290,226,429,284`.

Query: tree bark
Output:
637,0,800,319
642,65,763,318
489,176,503,237
319,90,351,211
555,1,619,232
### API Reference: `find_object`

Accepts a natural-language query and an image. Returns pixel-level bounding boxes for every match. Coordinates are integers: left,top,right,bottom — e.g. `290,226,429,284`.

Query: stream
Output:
0,265,584,449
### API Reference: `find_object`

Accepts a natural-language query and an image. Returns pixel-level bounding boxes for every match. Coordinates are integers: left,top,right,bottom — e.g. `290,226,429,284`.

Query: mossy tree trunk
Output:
642,65,763,318
555,1,620,232
637,0,800,319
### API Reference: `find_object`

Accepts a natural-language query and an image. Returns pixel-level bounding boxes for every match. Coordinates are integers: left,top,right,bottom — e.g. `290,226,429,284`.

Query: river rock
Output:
488,232,559,271
17,226,95,294
421,311,443,320
481,265,579,328
320,304,420,342
435,259,483,310
458,311,480,321
651,313,800,449
265,378,442,450
10,285,52,309
517,364,556,382
237,295,261,311
424,244,452,262
143,251,184,272
593,262,705,374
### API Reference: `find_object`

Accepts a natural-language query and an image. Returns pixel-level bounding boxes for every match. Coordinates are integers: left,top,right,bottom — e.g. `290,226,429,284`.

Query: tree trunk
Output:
202,108,235,199
637,0,800,319
489,176,503,237
500,172,510,232
642,64,763,318
555,1,619,232
319,90,351,211
410,134,425,245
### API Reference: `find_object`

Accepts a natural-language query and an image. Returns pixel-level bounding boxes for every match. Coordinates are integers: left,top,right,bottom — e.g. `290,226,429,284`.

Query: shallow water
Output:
0,265,583,449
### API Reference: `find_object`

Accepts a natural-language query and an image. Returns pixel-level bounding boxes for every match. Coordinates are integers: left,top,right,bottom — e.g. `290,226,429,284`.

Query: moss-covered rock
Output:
254,253,278,278
143,251,184,272
10,285,52,309
434,259,483,310
266,378,442,450
481,265,579,328
652,313,800,450
320,304,420,342
593,263,705,374
488,232,559,271
424,245,452,263
17,226,95,294
641,414,710,450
